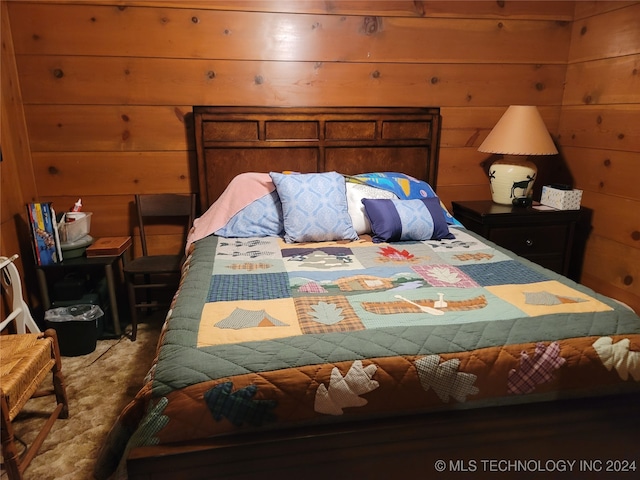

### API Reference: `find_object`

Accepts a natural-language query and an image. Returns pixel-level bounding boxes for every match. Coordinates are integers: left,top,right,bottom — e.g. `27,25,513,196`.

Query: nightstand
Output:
35,242,130,337
451,200,585,279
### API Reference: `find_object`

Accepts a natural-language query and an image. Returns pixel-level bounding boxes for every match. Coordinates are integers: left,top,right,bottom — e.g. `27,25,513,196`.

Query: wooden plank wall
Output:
1,0,39,318
559,1,640,313
3,0,573,259
2,1,635,314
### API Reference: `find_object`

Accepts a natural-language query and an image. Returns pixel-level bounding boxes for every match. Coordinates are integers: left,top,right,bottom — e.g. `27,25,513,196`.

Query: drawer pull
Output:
525,239,534,247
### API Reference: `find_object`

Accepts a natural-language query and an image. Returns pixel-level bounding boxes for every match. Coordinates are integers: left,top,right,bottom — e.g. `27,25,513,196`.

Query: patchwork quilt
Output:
96,228,640,478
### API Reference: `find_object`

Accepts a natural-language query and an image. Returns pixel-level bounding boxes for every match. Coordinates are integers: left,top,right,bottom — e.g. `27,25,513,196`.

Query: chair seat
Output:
0,334,55,422
124,254,183,275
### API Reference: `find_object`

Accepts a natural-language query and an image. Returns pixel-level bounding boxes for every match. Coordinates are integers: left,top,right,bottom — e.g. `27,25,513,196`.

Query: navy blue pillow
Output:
362,197,455,243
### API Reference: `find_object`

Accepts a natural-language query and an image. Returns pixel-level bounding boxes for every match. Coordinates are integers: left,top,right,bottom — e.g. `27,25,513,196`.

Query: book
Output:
27,202,61,265
51,206,64,262
86,236,132,257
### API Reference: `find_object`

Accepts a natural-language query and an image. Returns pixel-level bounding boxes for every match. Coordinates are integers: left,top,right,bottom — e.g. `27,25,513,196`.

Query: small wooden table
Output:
36,238,131,336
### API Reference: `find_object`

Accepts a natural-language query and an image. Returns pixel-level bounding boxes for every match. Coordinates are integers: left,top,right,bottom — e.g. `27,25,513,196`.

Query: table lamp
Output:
478,105,558,205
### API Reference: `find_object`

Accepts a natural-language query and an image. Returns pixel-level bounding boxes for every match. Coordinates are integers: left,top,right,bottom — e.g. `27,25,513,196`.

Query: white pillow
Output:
346,183,397,235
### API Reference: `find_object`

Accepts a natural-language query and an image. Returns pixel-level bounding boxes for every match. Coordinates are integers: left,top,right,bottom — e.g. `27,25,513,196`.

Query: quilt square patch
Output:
349,287,524,329
424,228,489,252
289,265,428,297
281,246,364,273
294,296,365,334
487,280,614,316
208,272,290,302
355,243,443,269
212,258,287,276
197,298,301,347
412,264,479,288
215,237,283,261
437,248,511,266
458,260,549,286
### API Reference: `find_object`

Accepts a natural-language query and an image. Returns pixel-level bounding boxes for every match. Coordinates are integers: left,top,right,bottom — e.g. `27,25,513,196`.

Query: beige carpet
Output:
1,316,163,480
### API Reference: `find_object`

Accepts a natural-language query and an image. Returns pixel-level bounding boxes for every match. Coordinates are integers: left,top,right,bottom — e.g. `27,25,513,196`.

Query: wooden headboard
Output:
193,106,441,212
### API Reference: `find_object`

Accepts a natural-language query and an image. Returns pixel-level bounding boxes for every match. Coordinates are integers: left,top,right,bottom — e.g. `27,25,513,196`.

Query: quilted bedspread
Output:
96,228,640,478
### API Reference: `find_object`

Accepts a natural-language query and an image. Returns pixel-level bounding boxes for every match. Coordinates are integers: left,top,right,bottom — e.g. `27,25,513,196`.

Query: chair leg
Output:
1,395,22,480
142,273,152,316
1,333,69,480
44,329,69,419
126,274,138,341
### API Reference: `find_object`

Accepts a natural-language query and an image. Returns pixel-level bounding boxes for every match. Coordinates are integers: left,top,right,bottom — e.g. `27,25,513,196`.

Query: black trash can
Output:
44,304,104,356
51,292,107,340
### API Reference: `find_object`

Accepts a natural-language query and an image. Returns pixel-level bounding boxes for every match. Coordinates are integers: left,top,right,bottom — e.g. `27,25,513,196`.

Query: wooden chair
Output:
124,194,196,341
1,256,69,480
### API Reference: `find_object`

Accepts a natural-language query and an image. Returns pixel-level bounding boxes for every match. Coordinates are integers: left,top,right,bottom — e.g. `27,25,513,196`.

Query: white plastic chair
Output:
0,255,40,334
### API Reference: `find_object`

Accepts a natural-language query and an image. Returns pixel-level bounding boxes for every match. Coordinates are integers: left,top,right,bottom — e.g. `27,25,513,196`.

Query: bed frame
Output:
192,106,441,211
127,106,639,479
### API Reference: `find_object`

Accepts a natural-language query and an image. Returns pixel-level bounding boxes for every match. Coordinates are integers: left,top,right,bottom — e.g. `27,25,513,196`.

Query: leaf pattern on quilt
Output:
127,397,169,448
427,267,462,284
314,360,379,415
507,342,566,394
593,337,640,381
378,246,415,261
204,382,277,427
415,355,479,403
309,301,344,325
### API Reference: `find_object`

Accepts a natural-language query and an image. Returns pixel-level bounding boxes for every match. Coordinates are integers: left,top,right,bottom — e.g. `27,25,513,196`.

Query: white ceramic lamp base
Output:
489,157,537,205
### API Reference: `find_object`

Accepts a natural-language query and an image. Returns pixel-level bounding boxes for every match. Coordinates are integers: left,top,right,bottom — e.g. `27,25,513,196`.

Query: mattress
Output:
97,227,640,477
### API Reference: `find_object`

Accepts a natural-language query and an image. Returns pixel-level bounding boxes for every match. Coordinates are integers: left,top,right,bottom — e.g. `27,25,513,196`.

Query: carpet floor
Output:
1,316,163,480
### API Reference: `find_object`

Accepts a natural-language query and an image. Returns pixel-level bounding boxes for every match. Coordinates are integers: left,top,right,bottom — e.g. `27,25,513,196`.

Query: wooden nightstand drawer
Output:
489,225,567,256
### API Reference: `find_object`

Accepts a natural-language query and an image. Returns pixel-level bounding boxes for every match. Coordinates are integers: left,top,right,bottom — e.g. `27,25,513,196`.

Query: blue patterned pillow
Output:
270,172,358,243
215,191,284,238
348,172,463,227
362,197,455,243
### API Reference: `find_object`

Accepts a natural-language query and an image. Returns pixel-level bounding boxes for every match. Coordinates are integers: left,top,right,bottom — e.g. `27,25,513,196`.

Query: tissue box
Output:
540,186,582,210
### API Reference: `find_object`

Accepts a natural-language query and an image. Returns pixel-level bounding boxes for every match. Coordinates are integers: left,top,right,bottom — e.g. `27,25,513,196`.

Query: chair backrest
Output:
1,255,40,334
136,194,196,257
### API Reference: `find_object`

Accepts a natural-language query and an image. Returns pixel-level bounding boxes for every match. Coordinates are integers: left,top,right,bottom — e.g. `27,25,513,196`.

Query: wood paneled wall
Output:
3,0,572,251
1,1,636,314
1,0,39,316
558,1,640,313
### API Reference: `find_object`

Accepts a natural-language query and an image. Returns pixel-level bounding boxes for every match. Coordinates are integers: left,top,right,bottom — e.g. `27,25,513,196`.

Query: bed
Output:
95,107,640,480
